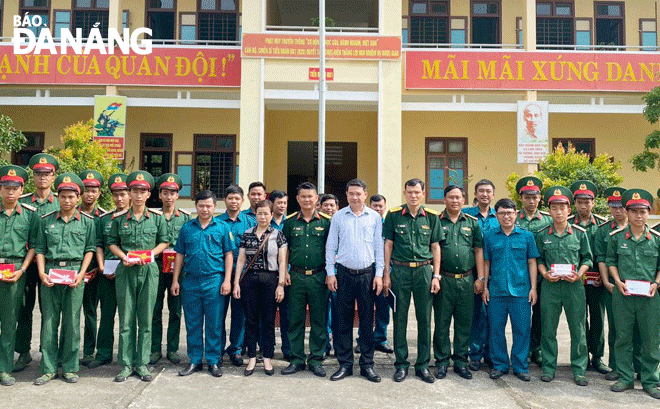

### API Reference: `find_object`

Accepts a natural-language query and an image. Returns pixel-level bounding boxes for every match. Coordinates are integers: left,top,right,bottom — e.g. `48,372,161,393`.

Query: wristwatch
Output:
433,274,442,281
478,277,486,283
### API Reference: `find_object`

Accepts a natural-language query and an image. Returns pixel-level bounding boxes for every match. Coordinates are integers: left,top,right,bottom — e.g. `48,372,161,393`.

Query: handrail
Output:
403,42,658,51
265,25,379,33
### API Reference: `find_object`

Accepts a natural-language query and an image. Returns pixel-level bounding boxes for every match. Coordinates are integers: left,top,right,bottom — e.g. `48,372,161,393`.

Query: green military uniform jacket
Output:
36,210,97,263
0,202,38,262
107,208,169,254
606,225,660,282
517,209,552,233
20,192,59,217
383,204,444,262
535,223,593,273
282,210,331,270
159,208,190,249
438,210,482,273
97,211,118,260
594,220,625,266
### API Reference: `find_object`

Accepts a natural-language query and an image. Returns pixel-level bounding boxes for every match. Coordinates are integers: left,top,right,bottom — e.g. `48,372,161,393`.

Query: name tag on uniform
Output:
293,227,303,231
315,227,325,231
421,225,430,230
462,227,472,232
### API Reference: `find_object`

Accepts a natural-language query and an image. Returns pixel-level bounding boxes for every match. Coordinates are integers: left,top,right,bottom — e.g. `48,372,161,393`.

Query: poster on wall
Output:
517,100,549,164
93,95,127,160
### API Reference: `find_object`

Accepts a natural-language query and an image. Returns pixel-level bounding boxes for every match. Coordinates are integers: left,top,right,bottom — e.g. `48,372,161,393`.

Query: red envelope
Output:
0,264,15,281
162,250,176,273
127,250,154,264
584,271,601,286
49,269,76,285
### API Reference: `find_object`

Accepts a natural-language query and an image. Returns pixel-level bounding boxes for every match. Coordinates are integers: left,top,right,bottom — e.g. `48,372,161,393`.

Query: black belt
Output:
291,266,325,276
51,260,81,267
392,260,432,268
338,264,374,275
0,257,24,264
441,269,472,279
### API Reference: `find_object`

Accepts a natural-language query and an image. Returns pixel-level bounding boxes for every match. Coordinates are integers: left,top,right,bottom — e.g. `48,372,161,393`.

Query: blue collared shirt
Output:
271,216,286,231
463,205,500,237
483,226,540,298
217,211,257,265
174,217,236,276
325,205,385,277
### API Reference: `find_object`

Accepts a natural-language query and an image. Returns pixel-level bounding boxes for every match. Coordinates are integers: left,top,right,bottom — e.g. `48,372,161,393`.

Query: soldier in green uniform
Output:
433,185,483,380
87,174,130,369
569,180,610,375
108,171,169,383
383,178,443,383
535,186,592,386
14,153,60,373
515,176,552,366
150,173,190,365
34,173,96,385
280,182,331,377
0,165,38,386
607,189,660,399
77,170,106,366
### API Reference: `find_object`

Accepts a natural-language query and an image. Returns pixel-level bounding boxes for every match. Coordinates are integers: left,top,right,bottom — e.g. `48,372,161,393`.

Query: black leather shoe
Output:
330,366,353,381
490,369,504,379
415,368,434,384
375,343,394,354
514,372,530,382
434,365,447,379
264,368,274,376
244,368,254,377
454,366,473,380
281,363,305,375
209,364,222,377
179,363,203,376
360,367,381,383
310,365,326,377
393,368,408,382
230,354,244,367
468,360,481,371
283,354,292,362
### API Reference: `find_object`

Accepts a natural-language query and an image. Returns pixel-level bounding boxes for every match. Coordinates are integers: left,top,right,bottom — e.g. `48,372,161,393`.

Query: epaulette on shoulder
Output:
567,215,575,221
319,212,331,219
609,227,625,236
539,211,550,216
148,208,163,216
425,208,440,215
52,192,58,197
389,206,402,213
536,225,551,233
179,208,191,216
598,220,609,227
594,214,608,222
112,209,128,220
286,211,299,220
572,224,586,233
41,210,57,219
99,211,112,218
80,211,94,220
463,213,478,220
20,193,32,199
97,206,108,214
21,203,36,212
651,229,660,237
650,222,660,232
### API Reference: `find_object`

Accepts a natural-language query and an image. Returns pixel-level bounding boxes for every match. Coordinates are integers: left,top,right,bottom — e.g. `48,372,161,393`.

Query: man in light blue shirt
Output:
325,179,384,383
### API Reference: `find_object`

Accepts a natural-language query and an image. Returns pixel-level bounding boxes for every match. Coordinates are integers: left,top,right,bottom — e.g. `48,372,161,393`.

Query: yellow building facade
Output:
1,0,659,209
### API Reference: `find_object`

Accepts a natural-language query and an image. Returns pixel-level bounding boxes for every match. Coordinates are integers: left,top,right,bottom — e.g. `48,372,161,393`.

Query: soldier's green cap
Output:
0,165,29,187
622,189,653,209
155,173,182,191
54,173,84,194
79,170,104,188
604,187,626,208
126,171,154,190
570,180,597,199
108,173,128,191
28,153,59,173
544,185,573,205
516,176,543,195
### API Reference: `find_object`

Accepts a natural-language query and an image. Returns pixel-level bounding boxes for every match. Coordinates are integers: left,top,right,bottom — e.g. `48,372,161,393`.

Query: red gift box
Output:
0,264,15,280
127,250,154,264
49,269,76,285
162,250,176,273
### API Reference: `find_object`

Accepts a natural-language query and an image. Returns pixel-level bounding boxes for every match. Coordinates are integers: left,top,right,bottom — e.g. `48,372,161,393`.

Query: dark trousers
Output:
530,278,542,356
15,262,40,355
241,271,278,359
335,264,375,369
152,272,182,355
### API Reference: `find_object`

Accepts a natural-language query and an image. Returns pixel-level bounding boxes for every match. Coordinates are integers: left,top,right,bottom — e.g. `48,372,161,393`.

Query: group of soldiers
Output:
0,153,658,401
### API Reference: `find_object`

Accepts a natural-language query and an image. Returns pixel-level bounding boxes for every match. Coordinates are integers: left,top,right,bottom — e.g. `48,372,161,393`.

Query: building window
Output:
426,137,468,203
193,134,236,198
552,138,595,161
640,19,658,51
141,133,172,207
12,132,45,166
147,0,176,41
409,0,450,44
536,1,574,49
595,2,624,48
72,0,109,38
20,0,50,37
197,0,238,43
471,1,500,45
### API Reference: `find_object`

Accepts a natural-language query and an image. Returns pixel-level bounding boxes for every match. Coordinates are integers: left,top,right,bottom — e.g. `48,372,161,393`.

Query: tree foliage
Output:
630,86,660,172
506,143,623,215
0,115,27,166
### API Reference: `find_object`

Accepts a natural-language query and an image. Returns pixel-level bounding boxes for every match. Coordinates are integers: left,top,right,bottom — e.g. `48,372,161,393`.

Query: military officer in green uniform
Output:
108,171,169,383
0,165,38,386
77,170,106,366
87,174,130,369
280,182,331,378
34,173,96,385
569,180,610,375
383,178,443,384
515,176,552,366
433,185,484,381
535,186,592,386
607,189,660,399
14,153,60,373
150,173,190,365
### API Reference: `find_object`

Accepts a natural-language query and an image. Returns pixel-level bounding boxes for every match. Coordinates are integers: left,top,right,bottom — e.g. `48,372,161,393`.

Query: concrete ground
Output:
4,305,657,409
